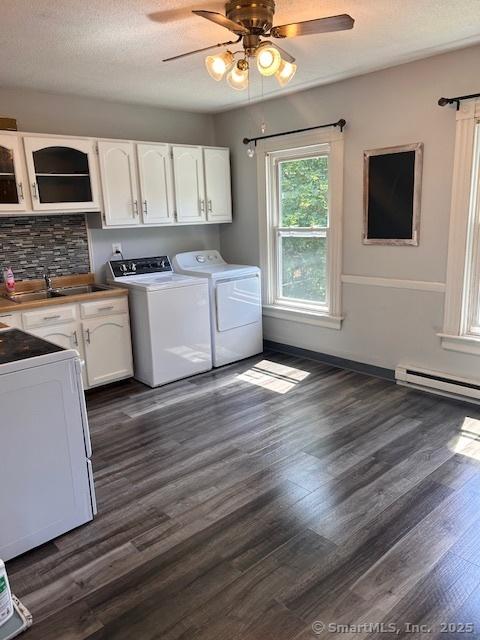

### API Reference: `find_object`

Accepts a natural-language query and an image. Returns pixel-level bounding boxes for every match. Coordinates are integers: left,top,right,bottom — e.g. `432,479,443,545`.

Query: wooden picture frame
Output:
363,142,423,246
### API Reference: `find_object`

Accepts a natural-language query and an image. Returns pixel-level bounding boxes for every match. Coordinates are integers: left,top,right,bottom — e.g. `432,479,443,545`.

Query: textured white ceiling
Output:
1,0,479,113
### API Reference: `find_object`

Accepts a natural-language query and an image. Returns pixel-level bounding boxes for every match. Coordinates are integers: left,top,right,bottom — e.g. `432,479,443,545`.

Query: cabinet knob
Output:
200,199,205,213
143,200,148,216
208,199,213,212
85,328,91,344
17,182,24,201
73,330,79,347
31,183,38,200
133,200,139,216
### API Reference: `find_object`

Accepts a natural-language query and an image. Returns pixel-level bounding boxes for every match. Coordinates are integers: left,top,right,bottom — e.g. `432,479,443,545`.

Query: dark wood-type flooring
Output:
7,350,480,639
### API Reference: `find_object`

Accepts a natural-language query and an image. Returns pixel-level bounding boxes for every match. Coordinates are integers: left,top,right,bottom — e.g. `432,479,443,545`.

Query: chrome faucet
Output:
43,268,53,292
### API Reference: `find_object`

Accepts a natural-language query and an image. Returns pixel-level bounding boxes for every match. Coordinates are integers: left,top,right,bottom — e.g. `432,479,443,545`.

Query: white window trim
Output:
441,99,480,355
257,128,344,330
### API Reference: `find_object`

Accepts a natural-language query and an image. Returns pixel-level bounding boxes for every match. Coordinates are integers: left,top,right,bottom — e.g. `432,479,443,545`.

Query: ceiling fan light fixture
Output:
275,59,297,86
227,61,249,90
205,50,235,81
256,43,282,77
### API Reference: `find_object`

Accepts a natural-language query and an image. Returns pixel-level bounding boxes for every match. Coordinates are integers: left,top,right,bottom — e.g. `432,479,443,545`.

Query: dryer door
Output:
215,275,261,332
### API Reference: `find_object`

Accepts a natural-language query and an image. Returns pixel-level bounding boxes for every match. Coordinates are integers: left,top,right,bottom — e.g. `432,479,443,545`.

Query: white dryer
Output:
172,250,263,367
108,256,212,386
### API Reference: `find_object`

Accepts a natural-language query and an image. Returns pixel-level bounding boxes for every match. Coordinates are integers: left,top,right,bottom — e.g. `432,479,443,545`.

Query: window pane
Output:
279,155,328,227
0,146,15,174
0,176,19,205
281,235,327,304
33,147,90,174
37,176,92,203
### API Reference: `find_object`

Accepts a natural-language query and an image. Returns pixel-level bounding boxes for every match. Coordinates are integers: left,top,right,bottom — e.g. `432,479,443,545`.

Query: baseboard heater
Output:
395,365,480,404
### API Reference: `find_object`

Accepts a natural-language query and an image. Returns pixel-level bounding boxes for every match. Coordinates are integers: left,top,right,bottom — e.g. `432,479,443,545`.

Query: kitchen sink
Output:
55,284,110,296
3,284,111,303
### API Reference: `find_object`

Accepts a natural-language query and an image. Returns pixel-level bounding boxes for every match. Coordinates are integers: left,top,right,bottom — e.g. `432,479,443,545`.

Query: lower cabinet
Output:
82,313,133,388
16,297,133,390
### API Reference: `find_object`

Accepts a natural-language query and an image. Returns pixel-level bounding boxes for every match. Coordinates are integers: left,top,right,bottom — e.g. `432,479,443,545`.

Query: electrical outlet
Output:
112,243,122,255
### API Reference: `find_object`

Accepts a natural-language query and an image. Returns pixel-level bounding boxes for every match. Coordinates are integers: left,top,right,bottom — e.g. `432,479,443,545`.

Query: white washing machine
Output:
108,256,212,387
172,250,263,367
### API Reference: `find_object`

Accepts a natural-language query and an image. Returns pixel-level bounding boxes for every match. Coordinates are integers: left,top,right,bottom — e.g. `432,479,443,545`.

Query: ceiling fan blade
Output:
192,10,250,35
148,3,224,24
162,37,241,62
271,14,354,39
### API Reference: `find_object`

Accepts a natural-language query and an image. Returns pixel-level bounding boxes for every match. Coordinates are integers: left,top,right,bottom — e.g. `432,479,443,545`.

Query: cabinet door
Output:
172,146,206,224
204,148,232,222
28,322,87,388
23,137,100,211
83,313,133,387
98,141,140,227
0,135,27,213
30,321,84,355
137,144,174,225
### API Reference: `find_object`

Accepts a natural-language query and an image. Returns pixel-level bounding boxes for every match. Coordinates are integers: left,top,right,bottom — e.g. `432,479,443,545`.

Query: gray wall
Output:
0,87,220,278
214,44,480,380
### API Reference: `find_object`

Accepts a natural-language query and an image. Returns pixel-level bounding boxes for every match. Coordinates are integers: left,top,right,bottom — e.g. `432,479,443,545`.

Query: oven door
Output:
215,275,261,332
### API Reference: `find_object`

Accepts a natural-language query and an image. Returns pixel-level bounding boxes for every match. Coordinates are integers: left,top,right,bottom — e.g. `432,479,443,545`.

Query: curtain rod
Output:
243,118,346,146
438,92,480,110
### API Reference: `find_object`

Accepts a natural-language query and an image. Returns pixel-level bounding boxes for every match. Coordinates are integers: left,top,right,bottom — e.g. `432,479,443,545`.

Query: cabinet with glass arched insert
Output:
0,134,28,212
23,136,100,211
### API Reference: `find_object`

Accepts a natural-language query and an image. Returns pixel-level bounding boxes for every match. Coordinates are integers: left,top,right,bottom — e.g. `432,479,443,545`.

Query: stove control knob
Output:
196,255,206,263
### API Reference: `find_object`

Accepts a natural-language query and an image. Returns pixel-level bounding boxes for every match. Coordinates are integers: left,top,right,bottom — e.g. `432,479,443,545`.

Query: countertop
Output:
0,328,64,365
0,274,127,314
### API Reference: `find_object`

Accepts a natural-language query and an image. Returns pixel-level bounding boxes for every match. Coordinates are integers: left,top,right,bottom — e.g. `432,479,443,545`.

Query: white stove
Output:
108,256,212,386
0,328,95,561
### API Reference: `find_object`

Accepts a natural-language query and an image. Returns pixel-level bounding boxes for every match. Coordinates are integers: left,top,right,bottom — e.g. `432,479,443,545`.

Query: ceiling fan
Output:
160,1,354,90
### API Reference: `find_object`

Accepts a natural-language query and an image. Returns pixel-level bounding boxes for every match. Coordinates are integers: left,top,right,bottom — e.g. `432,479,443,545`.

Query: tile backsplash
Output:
0,215,90,282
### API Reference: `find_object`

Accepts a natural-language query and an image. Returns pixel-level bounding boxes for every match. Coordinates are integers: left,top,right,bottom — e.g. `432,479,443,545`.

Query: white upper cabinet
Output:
172,146,206,224
0,129,232,225
23,136,100,211
98,140,140,227
137,143,174,225
0,134,28,213
204,147,232,223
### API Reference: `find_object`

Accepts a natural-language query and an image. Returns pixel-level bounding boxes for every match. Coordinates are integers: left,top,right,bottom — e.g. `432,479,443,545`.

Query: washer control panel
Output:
173,250,227,271
109,256,172,278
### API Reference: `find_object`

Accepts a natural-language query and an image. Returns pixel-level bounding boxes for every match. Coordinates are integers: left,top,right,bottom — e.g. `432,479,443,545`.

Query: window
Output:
258,130,344,329
442,100,480,354
274,150,329,308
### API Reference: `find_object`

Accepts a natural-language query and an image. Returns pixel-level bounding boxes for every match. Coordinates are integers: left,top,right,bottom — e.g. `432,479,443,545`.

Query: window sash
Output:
268,146,331,313
464,121,480,337
278,153,329,229
274,228,329,309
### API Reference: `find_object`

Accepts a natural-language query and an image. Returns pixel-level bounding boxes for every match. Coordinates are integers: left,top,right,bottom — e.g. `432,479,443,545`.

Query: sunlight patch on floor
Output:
450,417,480,461
237,359,310,394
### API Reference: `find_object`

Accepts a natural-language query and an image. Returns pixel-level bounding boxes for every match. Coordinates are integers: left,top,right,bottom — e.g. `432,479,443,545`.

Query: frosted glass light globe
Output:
256,44,281,76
